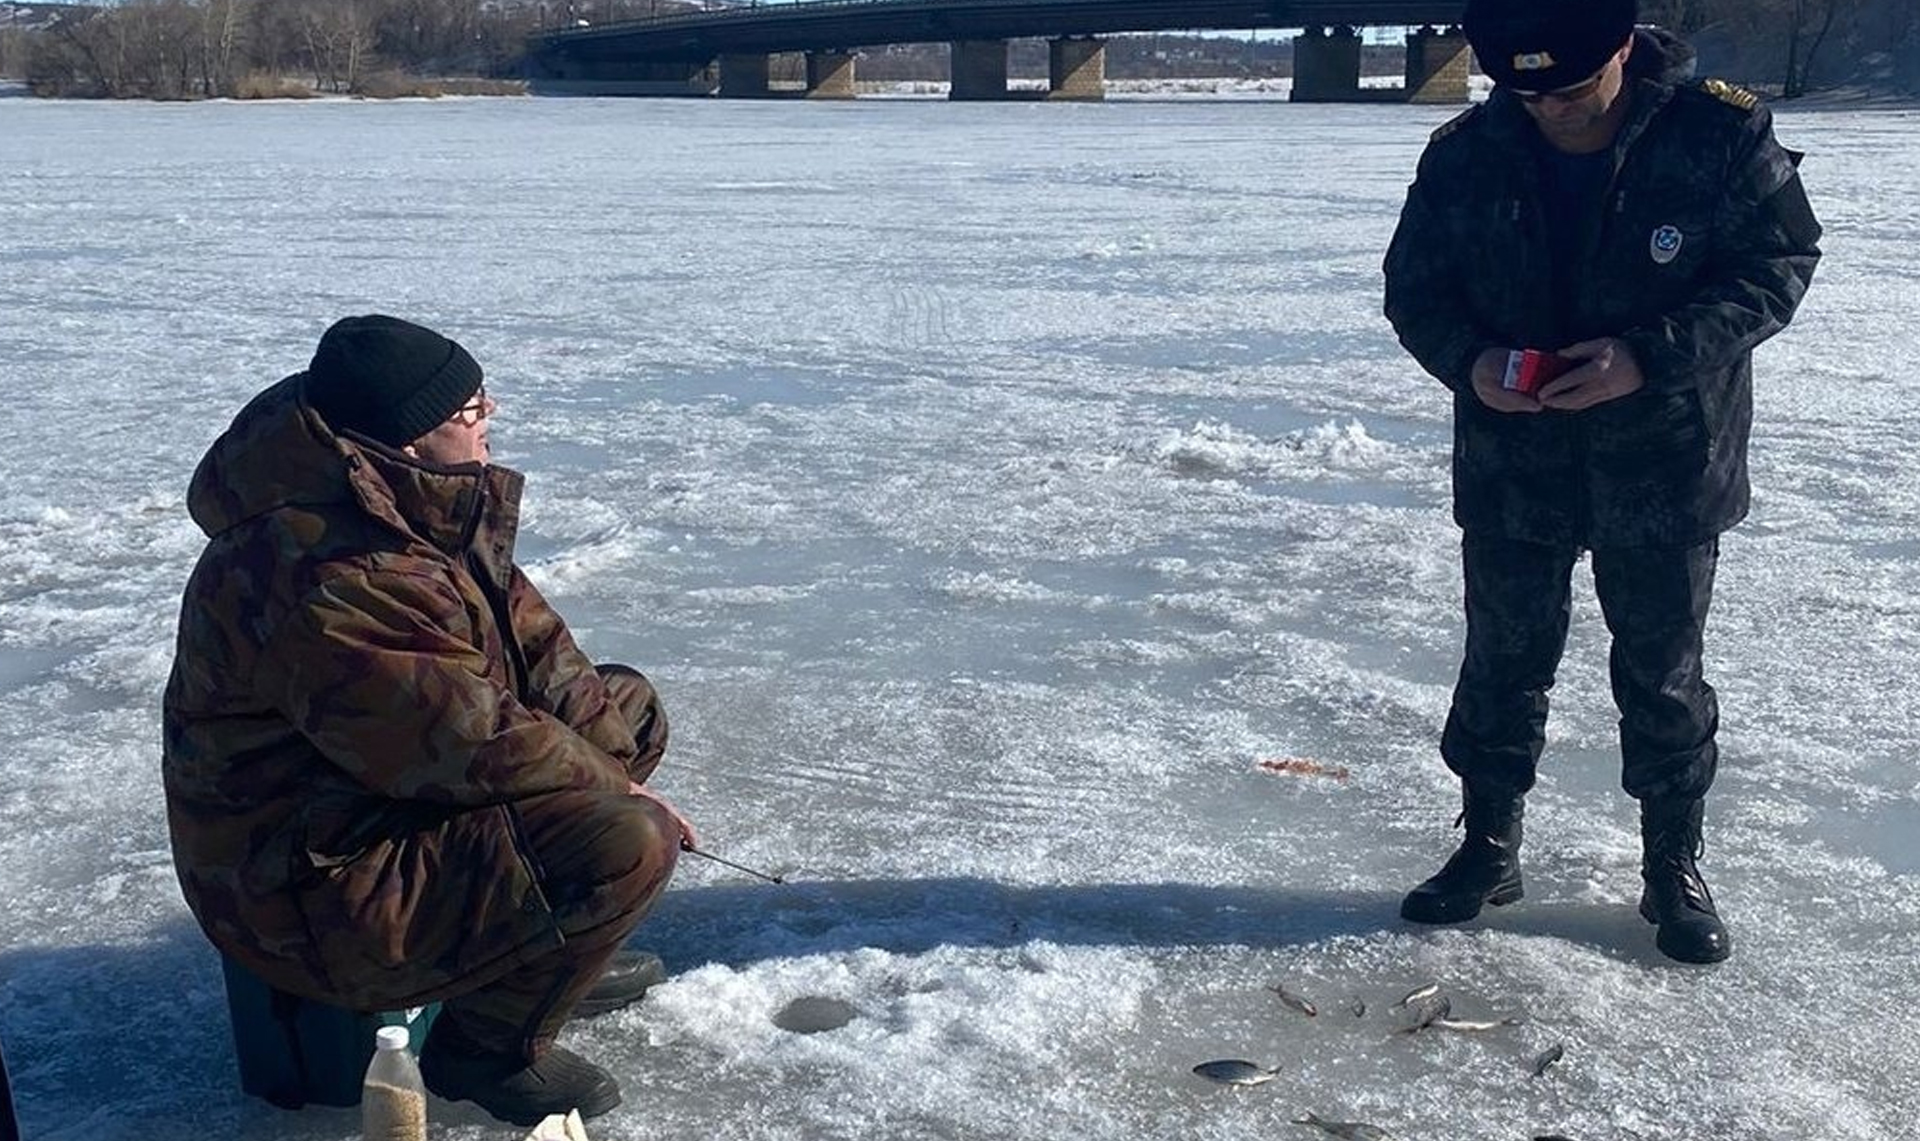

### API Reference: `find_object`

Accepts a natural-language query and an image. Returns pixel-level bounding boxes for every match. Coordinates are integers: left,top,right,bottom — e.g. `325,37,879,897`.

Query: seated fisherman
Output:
163,314,692,1125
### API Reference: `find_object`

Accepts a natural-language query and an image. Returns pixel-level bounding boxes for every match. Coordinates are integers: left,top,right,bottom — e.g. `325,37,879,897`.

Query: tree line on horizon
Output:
2,0,556,97
0,0,1910,100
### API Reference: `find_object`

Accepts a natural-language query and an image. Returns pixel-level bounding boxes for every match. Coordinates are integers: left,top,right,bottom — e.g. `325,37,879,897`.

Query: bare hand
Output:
1537,337,1646,410
628,780,700,851
1468,347,1541,414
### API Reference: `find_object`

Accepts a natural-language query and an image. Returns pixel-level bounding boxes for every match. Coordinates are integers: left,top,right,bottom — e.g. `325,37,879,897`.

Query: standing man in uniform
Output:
165,315,692,1123
1383,0,1821,963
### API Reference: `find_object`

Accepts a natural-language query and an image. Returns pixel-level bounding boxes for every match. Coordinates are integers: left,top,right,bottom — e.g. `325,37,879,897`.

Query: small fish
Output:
1531,1042,1566,1077
1348,995,1367,1018
1429,1016,1523,1032
1291,1111,1393,1140
1257,757,1352,782
1393,983,1440,1008
1269,984,1319,1017
1394,995,1452,1034
1192,1059,1280,1086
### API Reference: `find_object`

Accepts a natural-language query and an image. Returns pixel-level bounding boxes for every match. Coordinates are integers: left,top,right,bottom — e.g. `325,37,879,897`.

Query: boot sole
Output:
1400,879,1524,925
423,1044,624,1128
431,1076,622,1128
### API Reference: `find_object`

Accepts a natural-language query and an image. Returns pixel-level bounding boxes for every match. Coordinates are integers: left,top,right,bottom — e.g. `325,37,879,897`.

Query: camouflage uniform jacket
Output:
163,374,641,987
1383,31,1823,548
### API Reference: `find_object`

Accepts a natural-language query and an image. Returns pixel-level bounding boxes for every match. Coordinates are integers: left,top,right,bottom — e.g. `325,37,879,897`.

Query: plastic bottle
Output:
362,1025,427,1141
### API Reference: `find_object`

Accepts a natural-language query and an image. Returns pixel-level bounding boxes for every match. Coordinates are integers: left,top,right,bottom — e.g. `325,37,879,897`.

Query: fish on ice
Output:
1256,757,1351,782
1269,984,1319,1017
1393,983,1440,1009
1191,1059,1281,1086
1291,1111,1393,1139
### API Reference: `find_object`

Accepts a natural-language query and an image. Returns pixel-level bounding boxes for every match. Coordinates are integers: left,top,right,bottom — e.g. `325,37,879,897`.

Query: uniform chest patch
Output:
1650,224,1684,265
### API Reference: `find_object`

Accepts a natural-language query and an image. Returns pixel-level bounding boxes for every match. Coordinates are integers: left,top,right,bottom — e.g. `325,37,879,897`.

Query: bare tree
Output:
199,0,252,95
1671,0,1866,96
1781,0,1842,97
42,6,130,96
141,0,204,98
0,19,30,80
293,0,378,92
375,0,489,72
248,0,306,79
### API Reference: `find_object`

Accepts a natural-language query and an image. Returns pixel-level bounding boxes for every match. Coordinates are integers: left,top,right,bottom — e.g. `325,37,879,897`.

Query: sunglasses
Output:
450,385,494,427
1512,70,1608,105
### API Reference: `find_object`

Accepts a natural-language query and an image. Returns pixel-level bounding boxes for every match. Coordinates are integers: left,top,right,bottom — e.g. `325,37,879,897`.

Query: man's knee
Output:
515,792,679,922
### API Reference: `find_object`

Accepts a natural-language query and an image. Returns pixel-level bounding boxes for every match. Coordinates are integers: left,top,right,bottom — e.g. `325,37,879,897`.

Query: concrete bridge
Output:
528,0,1473,102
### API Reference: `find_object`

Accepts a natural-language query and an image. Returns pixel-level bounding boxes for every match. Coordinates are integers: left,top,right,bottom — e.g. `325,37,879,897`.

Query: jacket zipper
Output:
1561,102,1663,548
457,482,534,704
1502,157,1593,545
471,554,532,704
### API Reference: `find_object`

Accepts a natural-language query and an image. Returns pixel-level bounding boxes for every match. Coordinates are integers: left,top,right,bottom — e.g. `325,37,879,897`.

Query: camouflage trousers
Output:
295,664,678,1063
1441,534,1721,804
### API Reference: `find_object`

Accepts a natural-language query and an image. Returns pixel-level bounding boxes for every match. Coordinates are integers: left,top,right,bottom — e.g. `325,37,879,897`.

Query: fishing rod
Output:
683,844,786,884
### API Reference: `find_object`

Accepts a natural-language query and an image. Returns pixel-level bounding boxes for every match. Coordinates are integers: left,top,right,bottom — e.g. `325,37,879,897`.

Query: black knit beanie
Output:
303,315,484,447
1466,0,1637,92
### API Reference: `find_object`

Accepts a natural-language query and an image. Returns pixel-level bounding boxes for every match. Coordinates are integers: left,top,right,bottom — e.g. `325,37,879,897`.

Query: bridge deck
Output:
536,0,1467,61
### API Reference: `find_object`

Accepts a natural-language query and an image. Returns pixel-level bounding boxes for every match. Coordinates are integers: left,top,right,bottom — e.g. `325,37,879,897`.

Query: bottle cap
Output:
375,1025,412,1051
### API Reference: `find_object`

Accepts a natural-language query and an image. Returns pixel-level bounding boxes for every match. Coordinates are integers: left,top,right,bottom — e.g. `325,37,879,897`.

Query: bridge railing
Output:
533,0,1467,45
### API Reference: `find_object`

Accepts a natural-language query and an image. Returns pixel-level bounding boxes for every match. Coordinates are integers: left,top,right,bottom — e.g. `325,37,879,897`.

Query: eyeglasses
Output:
450,386,495,427
1512,69,1607,105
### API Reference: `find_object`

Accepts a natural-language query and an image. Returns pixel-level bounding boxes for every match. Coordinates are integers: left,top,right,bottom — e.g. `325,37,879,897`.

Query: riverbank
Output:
0,72,526,100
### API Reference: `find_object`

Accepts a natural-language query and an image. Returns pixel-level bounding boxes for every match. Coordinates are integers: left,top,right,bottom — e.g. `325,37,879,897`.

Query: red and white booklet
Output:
1501,349,1575,395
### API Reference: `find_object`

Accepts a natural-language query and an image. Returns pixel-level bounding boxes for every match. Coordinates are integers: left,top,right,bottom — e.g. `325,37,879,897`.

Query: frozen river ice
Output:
0,91,1916,1140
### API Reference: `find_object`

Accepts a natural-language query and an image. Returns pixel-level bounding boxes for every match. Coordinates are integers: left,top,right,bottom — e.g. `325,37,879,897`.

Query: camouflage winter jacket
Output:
163,374,642,980
1383,29,1822,547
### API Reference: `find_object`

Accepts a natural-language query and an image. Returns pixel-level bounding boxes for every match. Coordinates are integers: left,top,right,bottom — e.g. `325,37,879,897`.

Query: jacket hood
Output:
187,375,511,559
1627,26,1698,87
186,374,357,539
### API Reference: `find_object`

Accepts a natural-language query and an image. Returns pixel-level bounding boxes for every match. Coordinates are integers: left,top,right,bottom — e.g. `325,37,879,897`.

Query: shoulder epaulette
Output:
1697,77,1761,112
1430,105,1481,143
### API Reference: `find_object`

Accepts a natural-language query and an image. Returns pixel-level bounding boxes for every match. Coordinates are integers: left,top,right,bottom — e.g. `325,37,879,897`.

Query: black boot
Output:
420,1021,622,1126
1638,798,1731,964
574,949,668,1019
1400,786,1525,924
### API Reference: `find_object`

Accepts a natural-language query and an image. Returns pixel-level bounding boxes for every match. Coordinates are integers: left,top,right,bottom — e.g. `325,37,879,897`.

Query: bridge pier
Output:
718,53,772,98
1290,25,1364,103
1048,36,1105,100
949,39,1009,100
806,50,857,99
1404,25,1470,103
